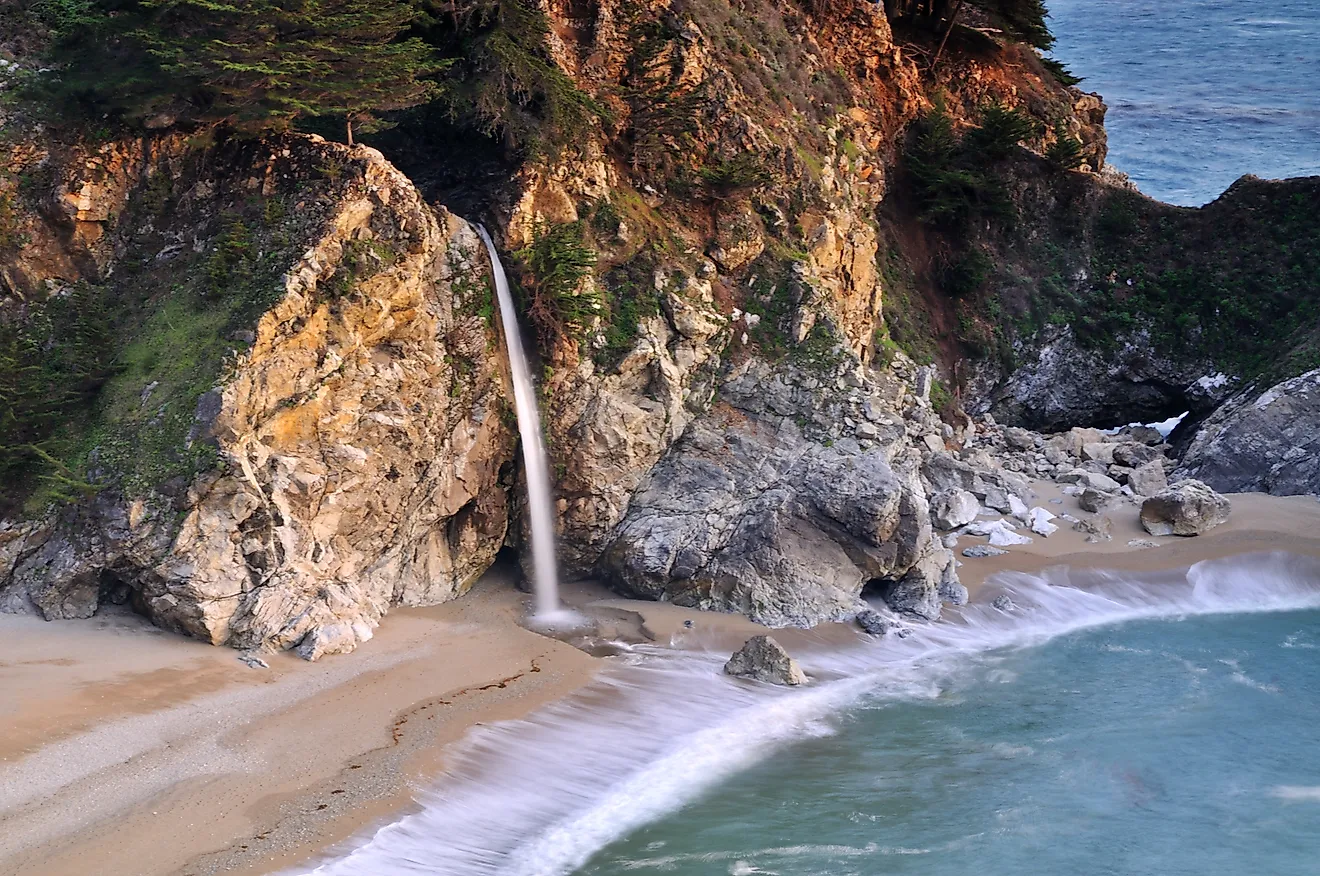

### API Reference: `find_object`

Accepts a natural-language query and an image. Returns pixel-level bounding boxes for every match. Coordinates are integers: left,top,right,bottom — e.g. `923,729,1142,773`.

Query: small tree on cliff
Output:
36,0,446,142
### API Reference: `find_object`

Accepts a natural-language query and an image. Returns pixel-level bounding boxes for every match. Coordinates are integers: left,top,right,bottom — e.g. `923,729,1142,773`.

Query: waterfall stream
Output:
477,225,562,619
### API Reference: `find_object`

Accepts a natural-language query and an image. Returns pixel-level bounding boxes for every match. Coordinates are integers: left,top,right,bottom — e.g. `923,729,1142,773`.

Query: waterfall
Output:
476,225,562,619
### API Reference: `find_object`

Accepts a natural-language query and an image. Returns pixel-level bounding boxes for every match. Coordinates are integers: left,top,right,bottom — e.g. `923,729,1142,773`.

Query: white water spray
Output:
299,551,1320,876
477,225,562,620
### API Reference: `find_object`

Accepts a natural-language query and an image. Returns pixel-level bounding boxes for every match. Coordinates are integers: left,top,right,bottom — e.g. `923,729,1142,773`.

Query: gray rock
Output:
1081,442,1116,465
1107,464,1135,484
1003,427,1038,451
1140,480,1231,536
1072,515,1113,543
1112,442,1162,467
938,573,970,606
1078,488,1115,513
601,363,940,628
1118,425,1165,445
724,635,808,685
931,488,979,530
296,622,374,661
1127,460,1169,497
983,325,1228,431
991,595,1015,611
856,608,908,637
963,544,1008,558
1176,368,1320,496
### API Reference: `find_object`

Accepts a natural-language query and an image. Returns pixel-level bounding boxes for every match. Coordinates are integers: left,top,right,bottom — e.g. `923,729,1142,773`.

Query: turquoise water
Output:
1048,0,1320,205
302,552,1320,876
580,607,1320,875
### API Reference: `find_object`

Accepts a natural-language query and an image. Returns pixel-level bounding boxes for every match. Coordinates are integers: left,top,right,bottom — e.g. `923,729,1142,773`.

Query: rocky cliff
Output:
0,134,514,658
2,0,1317,655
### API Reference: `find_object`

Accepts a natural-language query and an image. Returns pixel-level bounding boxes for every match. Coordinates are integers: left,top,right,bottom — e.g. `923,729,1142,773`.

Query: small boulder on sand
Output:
1140,479,1232,536
724,635,808,685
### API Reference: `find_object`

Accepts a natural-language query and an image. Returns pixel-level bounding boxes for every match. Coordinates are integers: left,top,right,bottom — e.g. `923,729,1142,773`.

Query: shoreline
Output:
0,568,600,876
2,492,1319,875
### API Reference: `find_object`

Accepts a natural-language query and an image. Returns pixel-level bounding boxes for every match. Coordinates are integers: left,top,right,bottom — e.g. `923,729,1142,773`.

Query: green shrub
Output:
964,103,1041,161
1046,124,1086,169
698,154,771,199
515,220,600,343
905,101,1016,229
938,248,992,297
1040,56,1083,86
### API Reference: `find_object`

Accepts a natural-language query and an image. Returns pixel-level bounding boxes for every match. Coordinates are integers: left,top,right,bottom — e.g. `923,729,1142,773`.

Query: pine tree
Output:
35,0,447,140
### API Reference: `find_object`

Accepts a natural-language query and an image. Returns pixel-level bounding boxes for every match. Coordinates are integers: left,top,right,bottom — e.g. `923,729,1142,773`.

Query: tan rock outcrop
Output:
0,136,516,657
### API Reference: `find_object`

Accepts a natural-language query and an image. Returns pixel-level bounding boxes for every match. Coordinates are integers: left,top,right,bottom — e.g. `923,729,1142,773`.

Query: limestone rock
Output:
1027,507,1058,537
724,635,807,685
1078,488,1116,513
1139,480,1232,536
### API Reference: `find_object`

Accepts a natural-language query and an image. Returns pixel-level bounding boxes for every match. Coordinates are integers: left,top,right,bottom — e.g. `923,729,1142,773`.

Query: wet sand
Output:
0,569,598,876
2,490,1318,876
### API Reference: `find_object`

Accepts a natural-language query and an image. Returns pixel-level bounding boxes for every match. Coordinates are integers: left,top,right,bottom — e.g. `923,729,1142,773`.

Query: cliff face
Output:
0,134,514,657
3,0,1315,654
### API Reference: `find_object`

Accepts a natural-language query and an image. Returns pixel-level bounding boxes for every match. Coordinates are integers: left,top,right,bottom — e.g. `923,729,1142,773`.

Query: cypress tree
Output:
36,0,447,141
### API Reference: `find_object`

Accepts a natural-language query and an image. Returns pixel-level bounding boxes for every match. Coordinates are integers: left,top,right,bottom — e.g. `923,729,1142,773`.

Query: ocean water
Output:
1047,0,1320,206
301,552,1320,876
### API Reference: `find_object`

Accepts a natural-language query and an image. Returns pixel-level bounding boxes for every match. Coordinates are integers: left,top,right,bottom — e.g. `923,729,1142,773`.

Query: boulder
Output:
963,544,1008,558
724,635,808,685
986,522,1033,546
931,488,979,530
1003,427,1038,451
1081,442,1117,465
1072,515,1113,543
1078,488,1115,513
856,608,908,637
1107,464,1135,484
1127,460,1169,497
991,595,1015,611
1139,480,1232,536
1113,442,1162,467
1118,425,1165,445
879,573,942,620
600,362,940,628
1176,368,1320,496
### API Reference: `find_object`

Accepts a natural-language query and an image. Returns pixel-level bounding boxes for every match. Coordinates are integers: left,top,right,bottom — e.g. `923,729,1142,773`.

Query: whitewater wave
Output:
298,551,1320,876
1271,786,1320,802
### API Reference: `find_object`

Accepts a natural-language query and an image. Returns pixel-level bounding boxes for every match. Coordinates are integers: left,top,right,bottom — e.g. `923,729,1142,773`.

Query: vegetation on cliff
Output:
0,137,358,514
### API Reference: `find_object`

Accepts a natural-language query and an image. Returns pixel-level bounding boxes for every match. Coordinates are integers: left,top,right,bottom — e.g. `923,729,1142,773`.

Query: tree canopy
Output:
31,0,446,140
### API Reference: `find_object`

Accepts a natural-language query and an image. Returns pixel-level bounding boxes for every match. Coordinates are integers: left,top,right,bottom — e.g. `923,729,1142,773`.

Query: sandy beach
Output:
0,567,599,876
2,489,1319,876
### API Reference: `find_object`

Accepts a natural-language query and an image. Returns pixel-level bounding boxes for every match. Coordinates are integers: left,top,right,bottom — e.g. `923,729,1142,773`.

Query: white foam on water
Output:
298,551,1320,876
1270,786,1320,802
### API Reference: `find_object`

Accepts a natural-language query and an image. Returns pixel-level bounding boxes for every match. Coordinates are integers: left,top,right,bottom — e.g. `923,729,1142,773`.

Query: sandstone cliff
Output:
0,134,514,658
